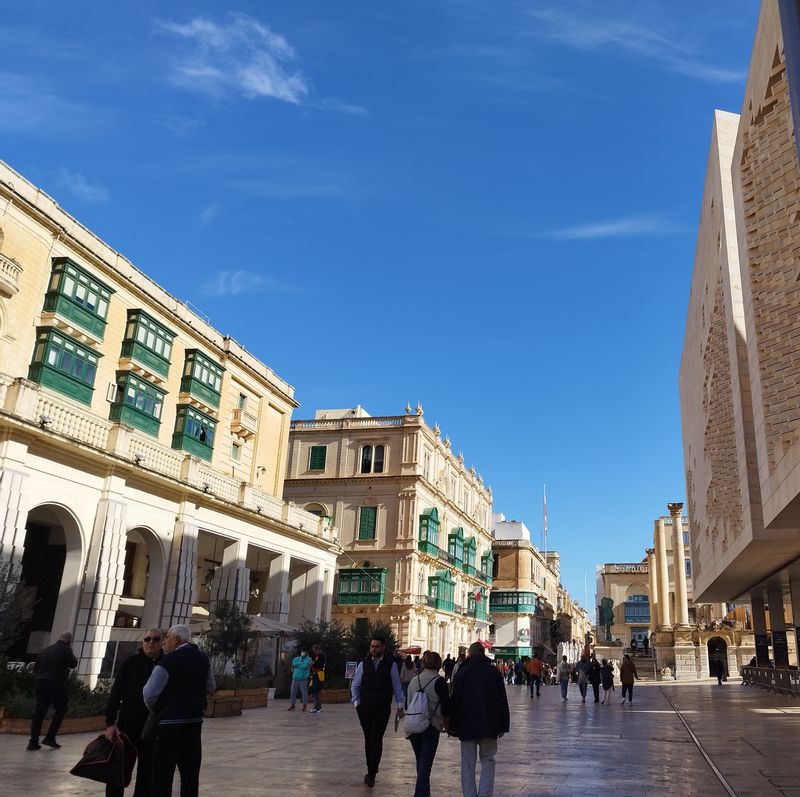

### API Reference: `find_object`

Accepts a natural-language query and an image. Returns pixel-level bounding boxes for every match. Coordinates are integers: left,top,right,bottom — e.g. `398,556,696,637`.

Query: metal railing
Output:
741,666,800,694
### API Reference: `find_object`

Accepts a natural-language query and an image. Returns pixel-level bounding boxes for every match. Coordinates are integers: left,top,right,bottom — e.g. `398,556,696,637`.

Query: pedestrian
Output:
400,655,417,700
506,661,514,685
620,653,639,705
557,655,571,702
631,638,638,657
600,658,614,704
287,648,312,711
711,657,725,685
452,652,466,683
642,635,650,657
143,624,215,797
525,654,543,698
406,651,451,797
449,642,510,797
308,644,326,713
350,634,405,788
104,628,164,797
588,655,602,704
413,654,422,673
27,630,78,751
443,654,456,683
576,654,590,703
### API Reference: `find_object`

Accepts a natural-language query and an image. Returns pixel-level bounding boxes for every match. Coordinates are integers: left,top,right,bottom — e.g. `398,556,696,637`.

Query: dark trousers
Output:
29,680,67,742
106,731,153,797
151,722,203,797
622,683,634,702
529,675,541,696
591,683,600,702
409,725,440,797
356,704,391,776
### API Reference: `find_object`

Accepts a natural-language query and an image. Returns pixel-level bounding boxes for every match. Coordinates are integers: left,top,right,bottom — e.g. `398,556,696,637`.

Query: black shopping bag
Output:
70,731,136,787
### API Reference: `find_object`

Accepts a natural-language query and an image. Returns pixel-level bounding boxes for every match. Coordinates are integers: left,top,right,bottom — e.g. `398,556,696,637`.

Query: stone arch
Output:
10,503,85,657
118,526,167,630
625,583,649,600
303,501,330,518
707,635,729,677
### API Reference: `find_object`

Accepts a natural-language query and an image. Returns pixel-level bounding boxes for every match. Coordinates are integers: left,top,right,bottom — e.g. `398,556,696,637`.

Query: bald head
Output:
58,632,73,644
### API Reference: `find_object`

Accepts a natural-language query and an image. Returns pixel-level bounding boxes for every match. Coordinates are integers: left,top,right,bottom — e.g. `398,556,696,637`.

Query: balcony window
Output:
337,567,387,604
360,444,385,474
309,445,327,471
463,537,477,572
448,527,464,565
120,310,175,379
358,507,377,540
685,558,692,577
481,550,494,584
624,595,650,624
28,328,100,405
109,372,165,436
172,405,216,461
489,591,537,612
180,350,224,409
418,508,440,554
428,570,455,612
43,258,114,340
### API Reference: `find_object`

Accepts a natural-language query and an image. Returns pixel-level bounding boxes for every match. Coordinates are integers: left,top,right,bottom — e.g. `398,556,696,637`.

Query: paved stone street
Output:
2,680,800,796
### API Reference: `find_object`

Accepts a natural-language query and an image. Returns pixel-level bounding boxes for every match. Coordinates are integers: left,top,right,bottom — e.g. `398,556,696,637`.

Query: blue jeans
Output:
560,679,569,699
409,725,440,797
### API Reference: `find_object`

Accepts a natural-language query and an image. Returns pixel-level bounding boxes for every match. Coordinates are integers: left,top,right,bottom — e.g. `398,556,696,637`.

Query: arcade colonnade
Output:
0,431,337,685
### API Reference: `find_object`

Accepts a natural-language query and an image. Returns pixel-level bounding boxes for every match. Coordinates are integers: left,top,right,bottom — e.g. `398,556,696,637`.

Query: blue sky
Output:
2,1,760,608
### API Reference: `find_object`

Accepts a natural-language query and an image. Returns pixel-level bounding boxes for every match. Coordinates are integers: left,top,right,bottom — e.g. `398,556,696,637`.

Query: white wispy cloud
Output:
539,214,680,241
154,13,309,104
0,73,85,131
58,169,109,203
527,5,745,84
201,270,286,297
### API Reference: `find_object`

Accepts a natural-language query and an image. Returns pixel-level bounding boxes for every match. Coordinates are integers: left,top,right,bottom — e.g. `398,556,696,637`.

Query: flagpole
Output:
543,484,548,560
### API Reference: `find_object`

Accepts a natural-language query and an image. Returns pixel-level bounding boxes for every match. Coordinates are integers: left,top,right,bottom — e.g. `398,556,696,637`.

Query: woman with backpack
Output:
405,651,451,797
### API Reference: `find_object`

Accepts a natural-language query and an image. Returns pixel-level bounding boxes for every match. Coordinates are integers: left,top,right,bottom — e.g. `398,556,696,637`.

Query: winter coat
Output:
600,664,614,690
105,650,163,733
449,655,510,741
620,658,638,685
33,640,77,682
588,659,602,685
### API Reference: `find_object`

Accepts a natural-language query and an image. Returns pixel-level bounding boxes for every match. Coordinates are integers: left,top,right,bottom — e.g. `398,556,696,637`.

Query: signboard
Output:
755,632,770,666
610,564,648,574
345,660,359,680
772,630,790,668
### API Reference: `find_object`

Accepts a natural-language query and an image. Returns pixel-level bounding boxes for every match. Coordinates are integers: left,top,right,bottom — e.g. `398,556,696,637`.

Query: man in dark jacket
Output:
104,629,164,796
350,634,405,787
450,642,510,797
143,624,215,797
28,631,78,751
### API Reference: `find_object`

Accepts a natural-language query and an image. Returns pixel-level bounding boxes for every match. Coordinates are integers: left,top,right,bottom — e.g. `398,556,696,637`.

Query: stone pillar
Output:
210,541,250,612
767,587,790,668
263,552,290,623
668,503,690,628
0,461,33,568
646,548,659,633
751,590,769,666
654,518,671,628
74,492,128,685
790,574,800,667
161,512,199,628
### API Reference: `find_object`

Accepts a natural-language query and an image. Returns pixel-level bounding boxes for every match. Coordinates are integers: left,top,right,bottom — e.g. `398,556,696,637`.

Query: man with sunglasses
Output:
104,629,164,796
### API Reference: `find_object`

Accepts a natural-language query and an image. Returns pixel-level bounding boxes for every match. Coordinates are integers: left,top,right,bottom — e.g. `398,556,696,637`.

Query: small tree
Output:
292,619,351,686
205,600,252,664
349,620,399,662
0,561,35,658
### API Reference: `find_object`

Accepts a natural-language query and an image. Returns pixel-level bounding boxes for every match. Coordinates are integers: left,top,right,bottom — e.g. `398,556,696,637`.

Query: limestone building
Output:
0,160,340,684
680,0,800,669
283,406,494,654
490,513,591,661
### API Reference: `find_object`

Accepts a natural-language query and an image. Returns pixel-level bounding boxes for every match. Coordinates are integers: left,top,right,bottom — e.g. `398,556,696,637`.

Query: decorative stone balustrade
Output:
231,407,258,439
197,465,240,503
0,253,22,297
35,394,112,449
291,416,403,430
127,432,184,480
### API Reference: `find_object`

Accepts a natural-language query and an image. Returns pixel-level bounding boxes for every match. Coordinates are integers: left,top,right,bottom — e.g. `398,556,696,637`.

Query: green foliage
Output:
205,601,253,659
0,668,109,718
0,561,36,657
214,674,273,692
292,619,351,687
349,620,398,663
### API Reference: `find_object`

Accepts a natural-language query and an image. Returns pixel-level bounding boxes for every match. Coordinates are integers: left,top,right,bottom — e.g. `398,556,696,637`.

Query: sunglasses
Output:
143,637,162,643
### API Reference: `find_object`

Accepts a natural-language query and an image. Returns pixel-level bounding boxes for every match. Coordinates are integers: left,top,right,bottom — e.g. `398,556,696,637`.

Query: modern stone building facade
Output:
283,406,493,654
491,514,591,661
0,160,340,684
680,0,800,669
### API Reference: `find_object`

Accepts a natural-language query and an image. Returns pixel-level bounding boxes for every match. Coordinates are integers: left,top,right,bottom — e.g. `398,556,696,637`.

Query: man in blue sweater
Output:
143,624,215,797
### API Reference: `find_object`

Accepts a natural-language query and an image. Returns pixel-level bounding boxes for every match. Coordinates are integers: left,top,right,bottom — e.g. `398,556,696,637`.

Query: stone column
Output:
210,540,250,612
767,587,790,669
263,552,290,623
161,510,199,628
646,548,659,633
790,573,800,667
751,590,769,666
654,518,672,629
668,503,690,628
74,490,128,685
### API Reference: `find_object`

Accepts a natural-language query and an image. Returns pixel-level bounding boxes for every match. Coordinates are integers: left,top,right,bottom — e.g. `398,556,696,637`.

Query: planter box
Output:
0,715,105,735
320,689,351,704
205,695,243,718
237,688,268,709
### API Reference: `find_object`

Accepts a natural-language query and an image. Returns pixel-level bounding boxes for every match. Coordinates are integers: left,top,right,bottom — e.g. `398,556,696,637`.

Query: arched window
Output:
360,444,385,474
360,445,373,473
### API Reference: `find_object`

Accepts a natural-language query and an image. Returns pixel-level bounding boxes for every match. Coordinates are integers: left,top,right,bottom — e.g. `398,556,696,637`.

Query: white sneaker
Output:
621,699,626,704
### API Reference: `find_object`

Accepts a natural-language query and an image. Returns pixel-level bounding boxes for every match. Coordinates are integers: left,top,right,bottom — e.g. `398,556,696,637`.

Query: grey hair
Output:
168,624,191,644
58,631,73,644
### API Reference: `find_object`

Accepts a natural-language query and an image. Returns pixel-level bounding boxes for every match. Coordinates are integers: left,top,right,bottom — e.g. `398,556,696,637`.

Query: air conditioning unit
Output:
106,382,119,403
